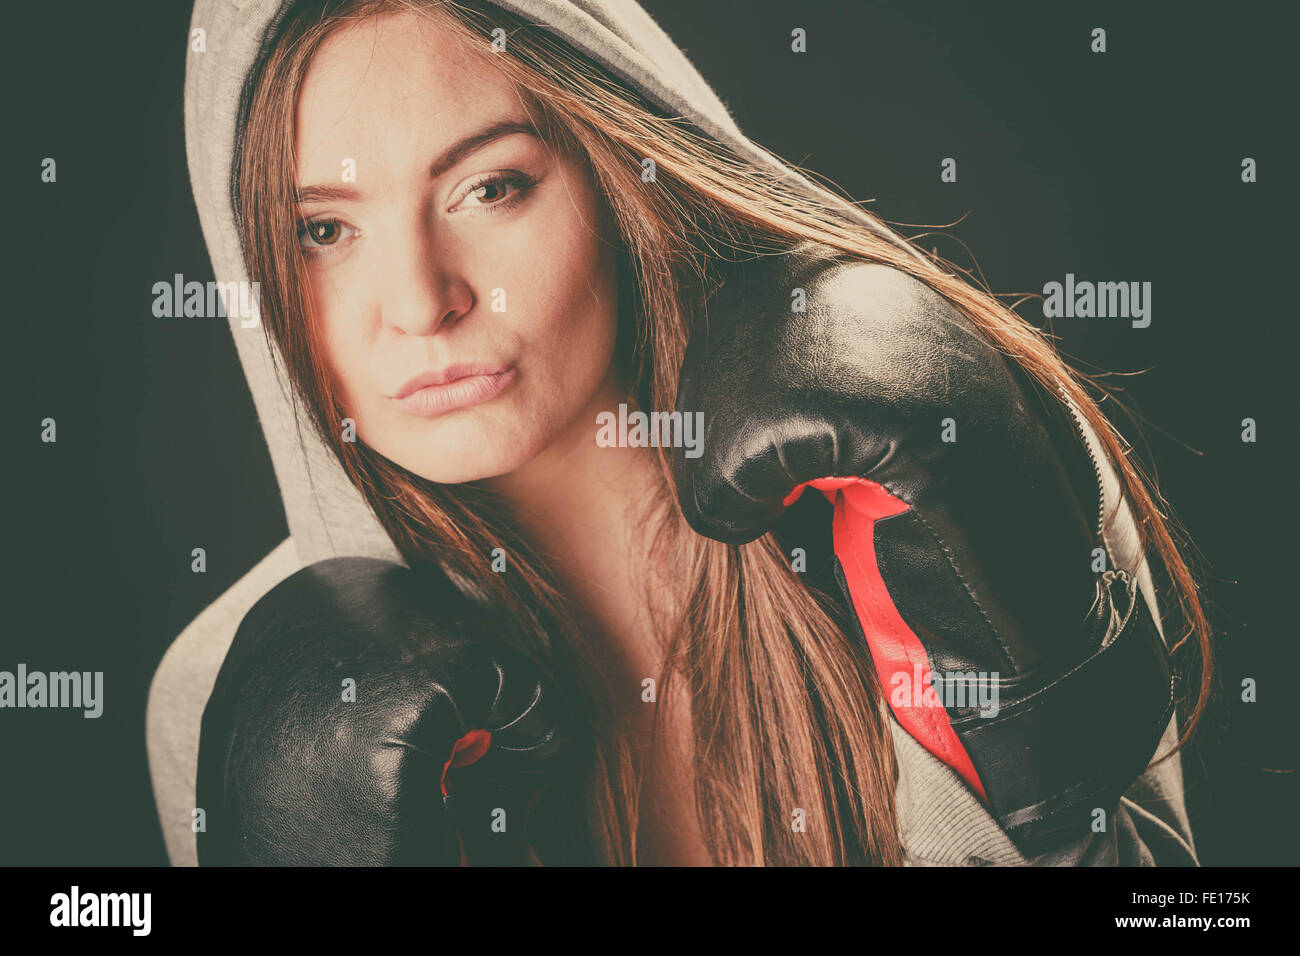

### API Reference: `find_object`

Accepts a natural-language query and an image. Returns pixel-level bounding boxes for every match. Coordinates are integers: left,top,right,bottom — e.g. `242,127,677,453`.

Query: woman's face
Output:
293,10,620,483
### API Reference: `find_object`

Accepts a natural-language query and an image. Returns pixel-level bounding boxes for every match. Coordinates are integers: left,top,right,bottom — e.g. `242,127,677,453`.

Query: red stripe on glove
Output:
440,728,492,798
441,729,492,867
785,477,989,803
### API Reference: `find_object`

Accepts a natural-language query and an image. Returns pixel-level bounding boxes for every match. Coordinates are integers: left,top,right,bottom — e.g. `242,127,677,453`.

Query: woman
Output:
191,0,1210,866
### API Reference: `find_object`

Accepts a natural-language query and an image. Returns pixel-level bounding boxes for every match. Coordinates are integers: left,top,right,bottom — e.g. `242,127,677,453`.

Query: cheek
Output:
513,172,619,391
309,278,370,418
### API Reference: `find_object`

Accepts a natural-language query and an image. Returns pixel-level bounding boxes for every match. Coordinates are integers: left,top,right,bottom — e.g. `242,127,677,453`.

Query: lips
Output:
390,362,517,418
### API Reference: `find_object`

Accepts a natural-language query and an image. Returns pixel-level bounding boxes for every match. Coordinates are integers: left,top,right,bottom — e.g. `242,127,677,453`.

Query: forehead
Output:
295,10,521,179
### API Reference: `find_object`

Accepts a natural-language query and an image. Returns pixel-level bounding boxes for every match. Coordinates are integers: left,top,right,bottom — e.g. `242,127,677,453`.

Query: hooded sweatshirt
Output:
180,0,1198,866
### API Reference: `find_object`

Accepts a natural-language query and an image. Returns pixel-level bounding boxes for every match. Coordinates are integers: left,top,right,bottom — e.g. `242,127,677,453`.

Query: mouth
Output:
390,363,517,418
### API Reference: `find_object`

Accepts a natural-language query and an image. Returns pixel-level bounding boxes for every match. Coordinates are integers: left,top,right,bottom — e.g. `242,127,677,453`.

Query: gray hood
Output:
183,0,923,565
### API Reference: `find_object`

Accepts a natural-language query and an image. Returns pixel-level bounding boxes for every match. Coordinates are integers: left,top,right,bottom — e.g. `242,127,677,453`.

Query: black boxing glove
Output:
196,556,572,866
674,243,1175,857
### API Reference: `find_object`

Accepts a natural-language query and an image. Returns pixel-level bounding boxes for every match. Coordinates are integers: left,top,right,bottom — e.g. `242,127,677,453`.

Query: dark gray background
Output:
6,0,1296,864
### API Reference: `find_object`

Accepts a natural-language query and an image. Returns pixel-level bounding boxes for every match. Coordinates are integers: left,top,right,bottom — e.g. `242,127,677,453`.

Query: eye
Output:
451,171,538,215
296,217,357,256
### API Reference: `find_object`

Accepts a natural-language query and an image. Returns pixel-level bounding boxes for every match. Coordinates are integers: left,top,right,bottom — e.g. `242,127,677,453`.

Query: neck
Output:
487,375,710,864
486,376,658,547
482,375,670,672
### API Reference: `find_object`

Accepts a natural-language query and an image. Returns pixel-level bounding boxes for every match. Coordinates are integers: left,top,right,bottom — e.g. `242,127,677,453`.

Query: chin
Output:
391,446,520,485
380,424,547,486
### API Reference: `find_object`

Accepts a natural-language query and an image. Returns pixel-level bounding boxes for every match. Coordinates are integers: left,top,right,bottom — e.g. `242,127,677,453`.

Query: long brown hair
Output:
233,0,1211,865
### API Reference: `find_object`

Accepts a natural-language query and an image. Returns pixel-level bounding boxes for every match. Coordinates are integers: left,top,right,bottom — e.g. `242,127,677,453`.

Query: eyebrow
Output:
294,119,541,205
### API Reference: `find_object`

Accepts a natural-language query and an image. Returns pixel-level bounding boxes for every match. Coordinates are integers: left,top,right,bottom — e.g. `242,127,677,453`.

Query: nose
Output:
380,229,474,338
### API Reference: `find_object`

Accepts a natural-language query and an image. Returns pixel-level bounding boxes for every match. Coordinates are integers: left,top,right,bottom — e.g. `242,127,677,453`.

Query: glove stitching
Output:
903,503,1022,674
